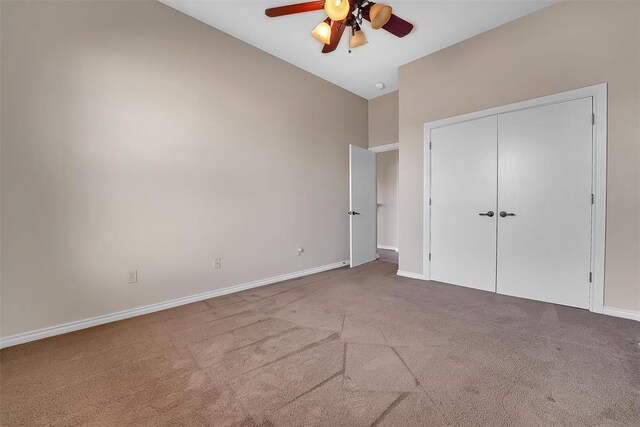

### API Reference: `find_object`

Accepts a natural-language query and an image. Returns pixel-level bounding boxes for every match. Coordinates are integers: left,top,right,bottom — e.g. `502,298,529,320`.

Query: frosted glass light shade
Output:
311,19,332,44
324,0,350,21
349,28,367,48
370,3,392,29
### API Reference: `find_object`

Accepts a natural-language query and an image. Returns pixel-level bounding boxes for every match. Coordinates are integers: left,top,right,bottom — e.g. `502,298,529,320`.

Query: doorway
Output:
349,143,399,267
372,143,399,265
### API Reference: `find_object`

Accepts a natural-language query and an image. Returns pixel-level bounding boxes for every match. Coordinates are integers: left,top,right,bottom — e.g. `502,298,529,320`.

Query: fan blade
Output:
381,14,413,38
322,19,346,53
265,1,325,17
361,4,413,38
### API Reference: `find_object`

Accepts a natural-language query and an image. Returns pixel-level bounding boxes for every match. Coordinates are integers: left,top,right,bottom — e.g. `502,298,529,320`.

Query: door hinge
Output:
592,113,595,125
429,141,432,150
429,198,432,206
428,253,431,261
591,193,594,205
589,272,593,283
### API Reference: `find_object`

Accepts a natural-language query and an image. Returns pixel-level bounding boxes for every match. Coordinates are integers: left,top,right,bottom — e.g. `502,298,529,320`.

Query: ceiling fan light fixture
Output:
311,18,332,44
265,1,414,54
370,3,393,29
349,26,368,49
324,0,350,21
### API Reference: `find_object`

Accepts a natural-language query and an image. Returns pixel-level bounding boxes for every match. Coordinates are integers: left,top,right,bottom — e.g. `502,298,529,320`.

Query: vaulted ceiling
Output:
160,1,555,99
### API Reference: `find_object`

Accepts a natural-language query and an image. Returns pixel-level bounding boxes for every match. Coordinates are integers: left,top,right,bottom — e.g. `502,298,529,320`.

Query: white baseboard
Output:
602,306,640,322
397,270,428,280
0,260,349,349
377,245,399,252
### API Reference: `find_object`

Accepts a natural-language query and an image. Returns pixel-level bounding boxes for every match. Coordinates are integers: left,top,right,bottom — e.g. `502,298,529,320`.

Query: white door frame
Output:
369,143,399,153
423,83,607,314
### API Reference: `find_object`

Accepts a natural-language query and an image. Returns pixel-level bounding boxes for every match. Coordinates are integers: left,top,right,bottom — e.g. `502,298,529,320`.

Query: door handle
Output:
479,211,494,217
499,211,516,217
348,211,361,215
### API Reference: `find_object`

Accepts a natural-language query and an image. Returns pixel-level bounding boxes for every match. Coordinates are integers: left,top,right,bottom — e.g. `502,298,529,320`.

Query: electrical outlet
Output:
128,269,138,284
214,258,222,269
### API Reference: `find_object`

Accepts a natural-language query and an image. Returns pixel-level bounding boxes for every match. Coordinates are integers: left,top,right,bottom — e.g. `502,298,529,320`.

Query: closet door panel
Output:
497,98,593,308
430,116,498,292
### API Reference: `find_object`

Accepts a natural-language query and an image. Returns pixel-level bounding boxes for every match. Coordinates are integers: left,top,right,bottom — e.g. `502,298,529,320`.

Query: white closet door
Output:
430,116,497,292
497,98,593,308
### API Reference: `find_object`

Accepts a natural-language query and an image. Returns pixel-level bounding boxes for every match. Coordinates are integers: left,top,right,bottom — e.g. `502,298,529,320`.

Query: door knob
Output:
348,211,361,215
479,211,494,217
500,211,516,217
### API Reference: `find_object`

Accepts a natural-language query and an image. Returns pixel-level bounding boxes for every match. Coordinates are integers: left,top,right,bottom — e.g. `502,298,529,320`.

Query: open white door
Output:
349,145,376,267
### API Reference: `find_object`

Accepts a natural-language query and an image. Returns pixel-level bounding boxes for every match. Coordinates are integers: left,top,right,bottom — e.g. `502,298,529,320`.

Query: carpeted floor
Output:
1,259,639,426
377,249,398,264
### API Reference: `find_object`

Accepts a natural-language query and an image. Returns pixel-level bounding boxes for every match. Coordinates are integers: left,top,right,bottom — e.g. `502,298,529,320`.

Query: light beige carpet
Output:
2,260,639,426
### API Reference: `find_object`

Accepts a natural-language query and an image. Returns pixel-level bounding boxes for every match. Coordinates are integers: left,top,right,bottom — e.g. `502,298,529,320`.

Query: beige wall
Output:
368,91,398,148
398,1,640,311
377,151,398,249
0,0,367,338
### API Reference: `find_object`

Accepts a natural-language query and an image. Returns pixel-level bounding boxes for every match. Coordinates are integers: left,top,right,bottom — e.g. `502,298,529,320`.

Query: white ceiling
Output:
160,0,554,99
